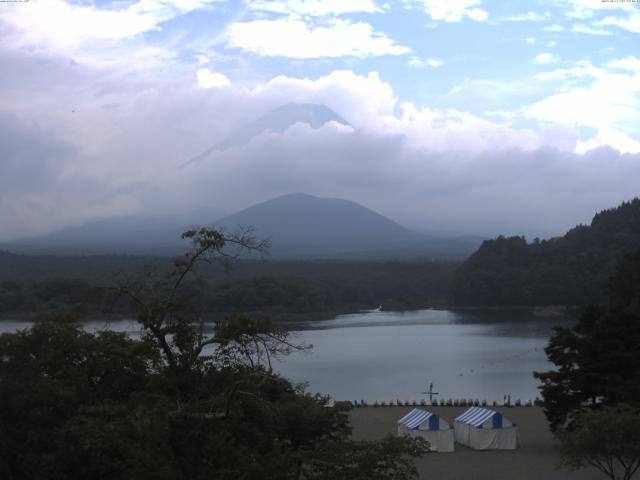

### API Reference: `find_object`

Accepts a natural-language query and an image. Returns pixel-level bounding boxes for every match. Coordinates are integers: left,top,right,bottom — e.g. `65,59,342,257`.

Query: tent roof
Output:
398,408,435,429
455,407,501,427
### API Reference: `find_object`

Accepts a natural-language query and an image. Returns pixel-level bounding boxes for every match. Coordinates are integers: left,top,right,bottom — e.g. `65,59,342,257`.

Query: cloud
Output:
533,59,600,81
0,111,141,240
406,0,488,22
197,68,231,88
607,56,640,72
226,17,409,58
524,37,558,47
533,53,560,65
542,24,564,32
0,48,638,241
0,0,222,69
560,0,636,19
384,102,543,153
556,1,640,34
407,56,443,68
575,127,640,155
524,59,640,141
497,11,548,22
247,70,398,131
174,120,640,237
571,23,613,36
596,9,640,34
249,0,381,16
195,54,211,66
1,0,216,43
34,65,633,236
524,37,556,47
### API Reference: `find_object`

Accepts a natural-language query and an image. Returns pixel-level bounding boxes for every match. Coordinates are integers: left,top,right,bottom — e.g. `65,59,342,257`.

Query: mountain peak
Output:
183,103,350,167
212,193,480,259
214,192,420,257
267,103,349,125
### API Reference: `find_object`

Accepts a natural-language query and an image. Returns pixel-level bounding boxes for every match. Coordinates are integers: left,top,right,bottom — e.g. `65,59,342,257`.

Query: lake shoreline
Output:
0,303,586,324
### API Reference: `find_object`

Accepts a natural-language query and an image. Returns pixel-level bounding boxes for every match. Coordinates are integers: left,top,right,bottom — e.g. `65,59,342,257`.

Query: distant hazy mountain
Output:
3,209,225,255
4,193,482,259
183,103,350,167
214,192,480,259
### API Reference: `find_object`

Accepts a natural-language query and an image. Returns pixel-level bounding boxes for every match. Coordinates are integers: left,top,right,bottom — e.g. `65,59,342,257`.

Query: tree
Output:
534,248,640,431
558,405,640,480
0,315,166,480
453,198,640,307
0,227,429,480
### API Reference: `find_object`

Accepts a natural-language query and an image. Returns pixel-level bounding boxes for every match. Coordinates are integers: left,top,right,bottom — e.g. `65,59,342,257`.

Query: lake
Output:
0,309,567,404
279,309,566,403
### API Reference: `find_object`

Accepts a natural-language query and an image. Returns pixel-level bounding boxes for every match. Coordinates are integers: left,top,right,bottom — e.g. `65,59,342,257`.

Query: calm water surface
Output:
1,309,568,403
278,309,569,403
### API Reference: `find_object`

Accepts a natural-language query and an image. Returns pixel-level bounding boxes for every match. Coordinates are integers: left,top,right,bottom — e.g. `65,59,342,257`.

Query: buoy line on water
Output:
458,347,541,376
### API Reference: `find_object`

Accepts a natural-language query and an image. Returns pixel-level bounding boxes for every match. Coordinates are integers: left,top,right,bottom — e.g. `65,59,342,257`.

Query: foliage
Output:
0,315,166,480
534,248,640,431
302,435,429,480
558,405,640,480
0,228,428,480
453,198,640,306
0,260,457,320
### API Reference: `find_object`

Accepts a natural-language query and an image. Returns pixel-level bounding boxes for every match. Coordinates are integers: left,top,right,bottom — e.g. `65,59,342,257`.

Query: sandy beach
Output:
349,406,610,480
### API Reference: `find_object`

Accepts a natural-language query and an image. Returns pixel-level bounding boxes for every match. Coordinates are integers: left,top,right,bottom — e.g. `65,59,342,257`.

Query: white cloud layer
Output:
226,17,409,58
526,58,640,139
571,23,613,36
1,0,216,43
197,68,231,88
607,56,640,72
0,0,219,67
407,0,488,22
561,0,637,19
249,0,381,16
408,56,443,68
533,53,560,65
498,11,548,22
597,9,640,34
559,0,640,34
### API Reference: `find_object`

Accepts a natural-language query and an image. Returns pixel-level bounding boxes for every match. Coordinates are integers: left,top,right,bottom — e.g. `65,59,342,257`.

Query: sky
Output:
1,0,640,240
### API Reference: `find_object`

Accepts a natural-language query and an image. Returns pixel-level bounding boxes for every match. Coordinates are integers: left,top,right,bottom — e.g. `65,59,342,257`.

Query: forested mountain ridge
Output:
452,198,640,306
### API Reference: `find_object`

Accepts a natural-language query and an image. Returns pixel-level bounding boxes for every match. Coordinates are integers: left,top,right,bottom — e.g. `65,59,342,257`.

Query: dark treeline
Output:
0,255,457,320
452,198,640,306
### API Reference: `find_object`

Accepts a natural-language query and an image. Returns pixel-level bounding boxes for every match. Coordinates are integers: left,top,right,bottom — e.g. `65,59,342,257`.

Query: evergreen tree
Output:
534,247,640,431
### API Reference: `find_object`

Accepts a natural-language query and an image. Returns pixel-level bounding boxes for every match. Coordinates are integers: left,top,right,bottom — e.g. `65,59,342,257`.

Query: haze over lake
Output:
1,309,565,404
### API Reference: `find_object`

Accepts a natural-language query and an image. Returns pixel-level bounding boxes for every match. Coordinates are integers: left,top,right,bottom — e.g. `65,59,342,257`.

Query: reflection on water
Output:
0,309,570,403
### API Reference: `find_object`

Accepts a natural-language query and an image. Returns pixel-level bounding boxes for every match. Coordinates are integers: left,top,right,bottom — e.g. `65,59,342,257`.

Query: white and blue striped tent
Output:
454,407,517,450
397,408,454,452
